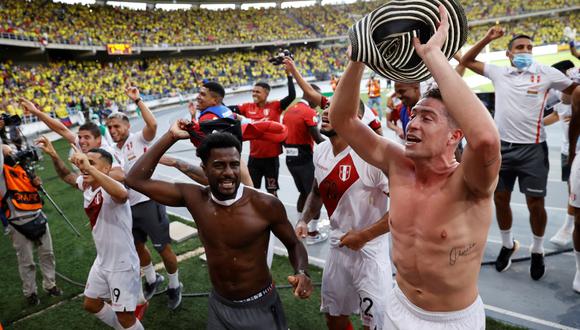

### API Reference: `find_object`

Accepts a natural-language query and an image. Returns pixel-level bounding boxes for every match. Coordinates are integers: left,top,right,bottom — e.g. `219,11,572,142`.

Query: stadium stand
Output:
0,0,577,46
0,46,347,117
0,0,577,118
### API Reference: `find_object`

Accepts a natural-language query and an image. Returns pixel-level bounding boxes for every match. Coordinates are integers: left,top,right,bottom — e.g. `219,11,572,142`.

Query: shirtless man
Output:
125,127,312,329
329,7,500,328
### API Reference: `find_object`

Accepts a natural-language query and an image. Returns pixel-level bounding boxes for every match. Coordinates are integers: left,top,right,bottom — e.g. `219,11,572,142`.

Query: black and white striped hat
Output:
349,0,468,83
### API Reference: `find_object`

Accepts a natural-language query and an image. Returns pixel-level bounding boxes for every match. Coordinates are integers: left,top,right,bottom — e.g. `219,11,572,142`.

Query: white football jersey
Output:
115,132,152,206
314,141,389,255
78,177,139,272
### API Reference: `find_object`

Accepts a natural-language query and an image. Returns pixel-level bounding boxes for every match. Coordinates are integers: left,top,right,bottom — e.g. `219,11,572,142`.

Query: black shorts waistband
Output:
501,141,544,148
211,282,275,307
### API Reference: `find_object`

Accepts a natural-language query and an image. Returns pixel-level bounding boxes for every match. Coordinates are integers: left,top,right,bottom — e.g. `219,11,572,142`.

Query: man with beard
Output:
296,106,391,330
126,126,312,330
105,85,181,309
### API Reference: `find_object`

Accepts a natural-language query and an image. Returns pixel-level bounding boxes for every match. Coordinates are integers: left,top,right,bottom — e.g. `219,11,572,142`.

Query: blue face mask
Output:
512,53,533,70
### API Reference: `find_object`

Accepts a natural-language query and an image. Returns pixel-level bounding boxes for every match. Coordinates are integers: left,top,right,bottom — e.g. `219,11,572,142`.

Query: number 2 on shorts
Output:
359,296,374,317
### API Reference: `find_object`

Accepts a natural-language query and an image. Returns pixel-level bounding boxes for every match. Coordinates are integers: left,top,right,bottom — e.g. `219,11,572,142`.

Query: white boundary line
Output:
484,304,579,330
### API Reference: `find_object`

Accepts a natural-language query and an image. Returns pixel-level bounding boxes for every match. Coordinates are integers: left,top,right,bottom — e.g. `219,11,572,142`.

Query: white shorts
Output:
321,246,392,329
84,262,140,312
384,283,485,330
569,155,580,208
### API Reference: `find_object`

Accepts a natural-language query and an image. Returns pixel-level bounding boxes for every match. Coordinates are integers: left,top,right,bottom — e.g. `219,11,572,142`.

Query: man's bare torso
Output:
183,185,274,300
389,162,492,312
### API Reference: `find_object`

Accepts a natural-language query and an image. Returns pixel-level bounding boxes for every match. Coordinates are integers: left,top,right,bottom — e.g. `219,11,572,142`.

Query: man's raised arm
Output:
125,120,192,207
328,62,399,173
460,26,504,76
35,136,79,188
283,57,324,108
126,85,157,141
415,5,500,196
20,98,76,144
280,74,296,110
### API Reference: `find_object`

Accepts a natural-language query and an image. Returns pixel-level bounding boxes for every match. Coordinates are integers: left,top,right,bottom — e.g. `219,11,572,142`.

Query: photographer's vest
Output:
1,164,42,219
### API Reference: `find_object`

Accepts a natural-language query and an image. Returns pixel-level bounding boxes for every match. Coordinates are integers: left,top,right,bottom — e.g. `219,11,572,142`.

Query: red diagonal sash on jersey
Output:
318,154,360,218
84,190,103,229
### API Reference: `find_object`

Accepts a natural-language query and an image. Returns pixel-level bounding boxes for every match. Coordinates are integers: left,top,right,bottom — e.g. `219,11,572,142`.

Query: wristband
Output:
134,98,142,105
295,269,310,278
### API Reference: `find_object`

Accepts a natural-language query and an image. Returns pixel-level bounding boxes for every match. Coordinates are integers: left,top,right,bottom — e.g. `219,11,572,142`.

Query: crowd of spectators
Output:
0,0,576,47
0,46,347,117
467,11,578,51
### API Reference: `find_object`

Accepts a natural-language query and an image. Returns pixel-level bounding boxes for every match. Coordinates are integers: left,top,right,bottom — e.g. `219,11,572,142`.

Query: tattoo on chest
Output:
449,242,477,266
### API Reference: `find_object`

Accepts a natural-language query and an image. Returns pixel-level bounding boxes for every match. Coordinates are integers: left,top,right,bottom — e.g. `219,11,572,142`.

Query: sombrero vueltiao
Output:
349,0,468,83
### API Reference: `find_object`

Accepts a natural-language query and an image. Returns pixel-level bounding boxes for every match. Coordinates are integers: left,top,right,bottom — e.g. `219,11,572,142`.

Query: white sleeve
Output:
546,67,574,92
137,131,152,146
103,146,124,168
483,63,501,81
355,153,389,194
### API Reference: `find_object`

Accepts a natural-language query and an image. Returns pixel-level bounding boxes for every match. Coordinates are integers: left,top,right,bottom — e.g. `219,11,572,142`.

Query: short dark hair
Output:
508,34,532,50
79,122,101,138
255,82,271,92
310,84,321,93
423,87,443,101
422,88,458,128
196,132,242,165
203,81,225,99
88,148,113,165
107,112,130,123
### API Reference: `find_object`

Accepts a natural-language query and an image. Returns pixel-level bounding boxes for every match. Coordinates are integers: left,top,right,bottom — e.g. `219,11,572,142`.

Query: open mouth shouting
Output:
405,133,422,147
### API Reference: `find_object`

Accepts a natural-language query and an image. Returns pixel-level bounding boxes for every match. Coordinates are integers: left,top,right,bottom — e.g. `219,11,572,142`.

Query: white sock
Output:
564,214,575,232
500,230,514,249
167,270,180,289
138,280,146,304
307,220,319,232
95,303,121,328
118,319,144,330
142,263,156,284
531,235,544,254
575,250,580,272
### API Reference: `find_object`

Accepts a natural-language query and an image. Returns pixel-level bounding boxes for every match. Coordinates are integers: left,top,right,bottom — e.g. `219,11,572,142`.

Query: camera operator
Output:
1,139,62,306
230,51,296,196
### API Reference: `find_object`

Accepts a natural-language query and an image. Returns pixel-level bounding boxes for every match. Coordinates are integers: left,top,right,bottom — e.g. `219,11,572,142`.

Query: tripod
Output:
38,185,82,237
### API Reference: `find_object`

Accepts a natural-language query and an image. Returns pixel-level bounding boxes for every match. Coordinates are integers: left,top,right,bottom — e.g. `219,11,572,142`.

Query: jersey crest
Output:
339,165,352,182
318,154,360,217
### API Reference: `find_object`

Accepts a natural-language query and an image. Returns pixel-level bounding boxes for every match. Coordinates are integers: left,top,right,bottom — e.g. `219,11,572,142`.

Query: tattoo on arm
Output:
175,160,206,183
483,155,500,168
449,242,477,266
51,156,78,187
